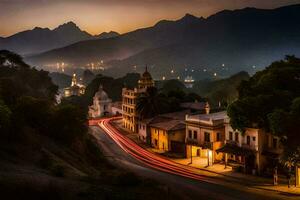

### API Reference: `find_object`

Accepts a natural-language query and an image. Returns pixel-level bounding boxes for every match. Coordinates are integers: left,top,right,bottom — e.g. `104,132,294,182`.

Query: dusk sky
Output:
1,0,300,37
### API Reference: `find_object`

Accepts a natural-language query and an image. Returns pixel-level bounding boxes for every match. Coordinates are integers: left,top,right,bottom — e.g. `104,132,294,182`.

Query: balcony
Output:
186,138,213,149
242,143,258,151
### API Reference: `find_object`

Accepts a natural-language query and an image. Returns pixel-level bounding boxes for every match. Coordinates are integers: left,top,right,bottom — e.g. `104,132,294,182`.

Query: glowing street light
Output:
162,76,166,80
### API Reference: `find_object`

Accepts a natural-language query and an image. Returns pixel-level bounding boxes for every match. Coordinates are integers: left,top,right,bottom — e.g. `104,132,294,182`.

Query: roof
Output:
141,110,192,124
180,102,206,111
159,110,192,120
216,143,255,156
186,111,228,125
150,120,185,131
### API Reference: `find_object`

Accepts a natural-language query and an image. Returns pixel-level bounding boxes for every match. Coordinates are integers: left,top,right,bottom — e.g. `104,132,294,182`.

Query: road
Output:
90,117,298,200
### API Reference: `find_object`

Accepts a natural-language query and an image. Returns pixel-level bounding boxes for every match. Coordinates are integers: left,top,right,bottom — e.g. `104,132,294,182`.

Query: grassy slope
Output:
0,130,172,200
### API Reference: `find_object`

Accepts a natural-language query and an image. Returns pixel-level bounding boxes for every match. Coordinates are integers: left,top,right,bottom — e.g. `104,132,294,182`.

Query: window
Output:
235,132,239,142
204,132,210,142
188,130,192,138
193,131,197,139
252,137,256,142
247,136,250,145
143,125,145,130
229,131,233,140
273,138,278,148
155,139,158,146
217,132,221,141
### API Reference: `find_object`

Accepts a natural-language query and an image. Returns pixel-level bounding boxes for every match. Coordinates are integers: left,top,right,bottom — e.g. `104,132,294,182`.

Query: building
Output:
185,109,284,174
111,101,122,115
216,119,283,174
122,67,154,132
63,73,85,97
180,102,210,113
150,119,186,154
184,76,195,88
185,111,227,166
138,110,192,144
88,85,112,118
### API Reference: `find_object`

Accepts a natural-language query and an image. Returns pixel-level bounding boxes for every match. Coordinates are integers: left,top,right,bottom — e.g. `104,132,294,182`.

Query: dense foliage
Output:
227,56,300,163
193,71,250,106
0,50,87,145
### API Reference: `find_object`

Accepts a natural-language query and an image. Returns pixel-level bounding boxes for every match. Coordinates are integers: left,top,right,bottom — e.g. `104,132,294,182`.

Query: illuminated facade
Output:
185,111,227,166
218,120,283,174
122,67,154,132
63,73,85,97
185,110,284,173
150,119,186,154
88,85,112,118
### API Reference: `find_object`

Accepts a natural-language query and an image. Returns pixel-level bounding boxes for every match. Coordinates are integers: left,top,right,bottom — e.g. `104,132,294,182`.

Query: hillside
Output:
0,51,171,200
26,4,300,79
0,22,119,56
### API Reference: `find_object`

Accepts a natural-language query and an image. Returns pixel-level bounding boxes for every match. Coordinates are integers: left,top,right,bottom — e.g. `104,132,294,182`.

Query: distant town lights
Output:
162,76,166,80
214,72,217,77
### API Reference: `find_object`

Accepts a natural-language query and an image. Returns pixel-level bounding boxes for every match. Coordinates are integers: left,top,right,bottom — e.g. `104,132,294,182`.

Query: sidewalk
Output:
111,120,300,196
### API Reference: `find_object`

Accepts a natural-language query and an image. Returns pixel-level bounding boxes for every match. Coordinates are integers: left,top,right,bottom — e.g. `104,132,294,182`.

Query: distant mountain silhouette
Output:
0,22,118,55
27,4,300,79
95,31,120,39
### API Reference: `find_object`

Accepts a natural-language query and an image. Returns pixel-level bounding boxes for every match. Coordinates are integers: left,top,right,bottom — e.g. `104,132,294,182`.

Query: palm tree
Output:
281,148,300,187
136,87,167,119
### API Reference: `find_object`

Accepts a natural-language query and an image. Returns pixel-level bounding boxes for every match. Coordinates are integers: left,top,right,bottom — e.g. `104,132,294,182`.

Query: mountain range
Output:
0,22,119,55
6,4,300,79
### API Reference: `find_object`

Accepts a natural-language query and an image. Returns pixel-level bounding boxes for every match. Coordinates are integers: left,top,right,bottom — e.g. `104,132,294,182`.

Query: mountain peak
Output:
181,13,198,20
95,31,120,39
178,13,203,24
54,21,79,32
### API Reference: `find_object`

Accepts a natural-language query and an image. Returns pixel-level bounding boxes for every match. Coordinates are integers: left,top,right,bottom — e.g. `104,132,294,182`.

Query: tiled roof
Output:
150,120,185,131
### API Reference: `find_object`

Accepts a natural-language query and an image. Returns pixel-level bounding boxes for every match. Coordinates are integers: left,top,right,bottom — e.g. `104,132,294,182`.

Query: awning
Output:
216,143,255,156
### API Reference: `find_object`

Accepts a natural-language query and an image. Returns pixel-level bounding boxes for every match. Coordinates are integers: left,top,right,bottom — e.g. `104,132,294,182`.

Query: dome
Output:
95,85,109,100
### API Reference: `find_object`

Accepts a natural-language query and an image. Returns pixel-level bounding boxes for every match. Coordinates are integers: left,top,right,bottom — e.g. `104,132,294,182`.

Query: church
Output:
89,85,112,118
63,73,86,97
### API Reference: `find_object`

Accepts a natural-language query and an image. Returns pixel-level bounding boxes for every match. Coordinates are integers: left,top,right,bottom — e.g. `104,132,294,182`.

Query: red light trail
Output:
96,117,216,183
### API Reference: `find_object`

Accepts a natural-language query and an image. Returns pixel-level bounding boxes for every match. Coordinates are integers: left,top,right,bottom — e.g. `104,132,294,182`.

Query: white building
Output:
219,118,283,174
89,85,112,118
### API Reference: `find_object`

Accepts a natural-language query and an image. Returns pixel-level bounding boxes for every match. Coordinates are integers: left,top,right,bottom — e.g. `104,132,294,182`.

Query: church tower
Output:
138,66,154,89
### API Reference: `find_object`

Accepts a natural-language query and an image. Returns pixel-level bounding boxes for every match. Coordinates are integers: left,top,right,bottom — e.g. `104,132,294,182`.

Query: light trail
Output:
96,117,217,183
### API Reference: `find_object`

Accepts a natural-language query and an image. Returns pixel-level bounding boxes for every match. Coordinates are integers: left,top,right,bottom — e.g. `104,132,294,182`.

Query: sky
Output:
1,0,300,37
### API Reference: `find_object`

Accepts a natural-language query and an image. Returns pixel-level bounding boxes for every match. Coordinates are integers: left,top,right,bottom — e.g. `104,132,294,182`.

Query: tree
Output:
50,104,87,144
0,100,11,135
137,87,162,119
228,56,300,177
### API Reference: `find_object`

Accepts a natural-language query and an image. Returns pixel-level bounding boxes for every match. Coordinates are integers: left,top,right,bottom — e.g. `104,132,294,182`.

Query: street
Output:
90,117,299,200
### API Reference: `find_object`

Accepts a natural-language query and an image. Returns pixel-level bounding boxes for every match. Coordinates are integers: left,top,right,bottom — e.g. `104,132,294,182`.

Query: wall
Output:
138,122,147,143
151,127,169,151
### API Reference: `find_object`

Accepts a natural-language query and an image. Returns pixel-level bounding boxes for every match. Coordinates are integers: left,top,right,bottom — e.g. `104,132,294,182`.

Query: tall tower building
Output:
122,67,154,132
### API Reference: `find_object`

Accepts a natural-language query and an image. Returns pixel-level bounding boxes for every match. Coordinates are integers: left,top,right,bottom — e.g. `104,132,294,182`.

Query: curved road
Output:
90,117,297,200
